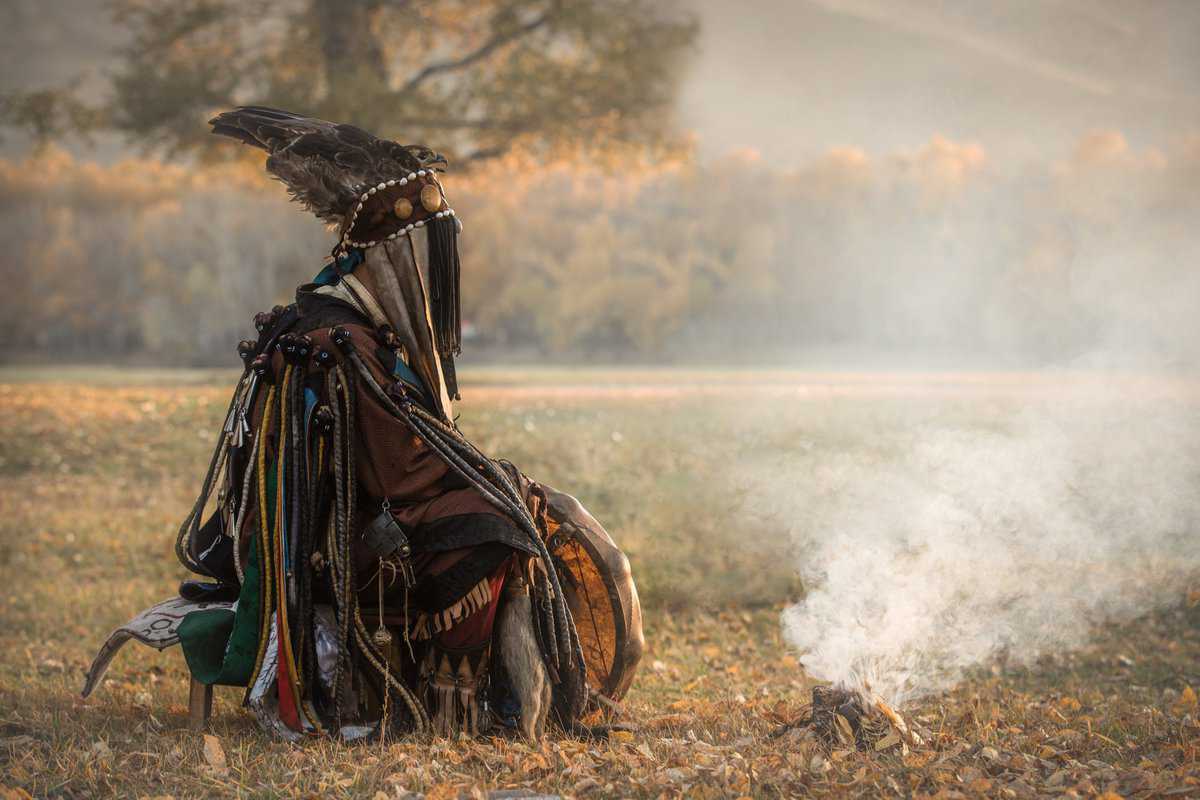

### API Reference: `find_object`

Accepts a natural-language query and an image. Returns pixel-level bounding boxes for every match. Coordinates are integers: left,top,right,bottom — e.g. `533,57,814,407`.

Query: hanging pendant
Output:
373,556,393,649
373,625,394,649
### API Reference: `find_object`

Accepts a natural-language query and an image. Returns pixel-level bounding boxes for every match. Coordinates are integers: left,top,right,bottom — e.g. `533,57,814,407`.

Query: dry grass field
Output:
1,367,1198,798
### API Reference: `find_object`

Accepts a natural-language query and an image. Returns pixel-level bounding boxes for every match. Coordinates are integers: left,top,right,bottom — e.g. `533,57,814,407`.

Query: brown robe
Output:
233,288,534,625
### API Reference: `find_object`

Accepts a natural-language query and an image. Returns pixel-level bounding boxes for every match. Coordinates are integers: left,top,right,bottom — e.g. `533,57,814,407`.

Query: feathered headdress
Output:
211,106,462,399
209,106,448,225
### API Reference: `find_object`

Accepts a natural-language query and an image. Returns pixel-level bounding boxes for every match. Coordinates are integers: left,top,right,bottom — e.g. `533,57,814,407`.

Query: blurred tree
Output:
2,0,696,161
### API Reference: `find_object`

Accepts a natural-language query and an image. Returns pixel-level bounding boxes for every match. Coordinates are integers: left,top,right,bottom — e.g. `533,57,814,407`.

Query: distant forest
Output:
2,132,1197,367
3,1,1197,368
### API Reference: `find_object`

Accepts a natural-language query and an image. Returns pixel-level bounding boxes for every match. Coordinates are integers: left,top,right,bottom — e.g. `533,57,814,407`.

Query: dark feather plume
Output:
209,106,448,224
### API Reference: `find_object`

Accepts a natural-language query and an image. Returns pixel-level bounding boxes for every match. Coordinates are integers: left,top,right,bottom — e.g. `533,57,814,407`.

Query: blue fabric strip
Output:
392,359,425,392
313,248,364,286
303,387,318,442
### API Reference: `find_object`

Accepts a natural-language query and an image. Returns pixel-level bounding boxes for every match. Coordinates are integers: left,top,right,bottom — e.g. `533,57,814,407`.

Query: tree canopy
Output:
3,0,697,161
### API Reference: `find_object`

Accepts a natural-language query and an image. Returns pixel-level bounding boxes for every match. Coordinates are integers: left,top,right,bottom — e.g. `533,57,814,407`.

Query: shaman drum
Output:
534,483,643,704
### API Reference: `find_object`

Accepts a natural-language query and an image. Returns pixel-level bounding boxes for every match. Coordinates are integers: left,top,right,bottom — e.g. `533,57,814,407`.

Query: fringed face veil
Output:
335,170,464,420
357,225,460,419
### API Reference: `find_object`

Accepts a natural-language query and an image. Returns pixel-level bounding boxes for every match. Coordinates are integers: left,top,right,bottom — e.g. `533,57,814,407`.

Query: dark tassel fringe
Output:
440,356,459,403
427,215,462,400
422,644,488,736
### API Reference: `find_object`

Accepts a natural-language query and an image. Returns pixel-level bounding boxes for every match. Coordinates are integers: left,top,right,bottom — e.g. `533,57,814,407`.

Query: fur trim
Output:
497,587,551,740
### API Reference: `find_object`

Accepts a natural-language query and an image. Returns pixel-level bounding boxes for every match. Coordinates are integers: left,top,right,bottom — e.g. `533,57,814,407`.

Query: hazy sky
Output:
4,0,1200,166
680,0,1200,165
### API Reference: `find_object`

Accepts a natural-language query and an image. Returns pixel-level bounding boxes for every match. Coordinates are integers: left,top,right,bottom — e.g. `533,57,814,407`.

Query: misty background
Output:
3,0,1197,368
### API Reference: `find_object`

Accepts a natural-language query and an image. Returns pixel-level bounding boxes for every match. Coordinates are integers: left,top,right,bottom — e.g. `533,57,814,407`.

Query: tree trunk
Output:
311,0,391,99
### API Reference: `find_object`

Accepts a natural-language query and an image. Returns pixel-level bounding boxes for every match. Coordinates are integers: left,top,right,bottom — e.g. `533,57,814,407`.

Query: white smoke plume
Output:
777,379,1200,705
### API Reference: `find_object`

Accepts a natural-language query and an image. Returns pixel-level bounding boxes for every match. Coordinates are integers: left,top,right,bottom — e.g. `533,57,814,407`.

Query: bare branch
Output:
396,116,530,131
0,0,697,159
456,145,510,167
398,8,555,95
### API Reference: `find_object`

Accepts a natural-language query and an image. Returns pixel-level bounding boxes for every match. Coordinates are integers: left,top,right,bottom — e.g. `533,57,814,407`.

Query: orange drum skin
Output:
532,483,644,704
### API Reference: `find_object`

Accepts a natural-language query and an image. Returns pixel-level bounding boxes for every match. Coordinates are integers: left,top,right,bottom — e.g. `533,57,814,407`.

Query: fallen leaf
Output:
646,712,695,729
968,778,993,793
833,713,855,745
663,767,689,783
1058,697,1082,712
573,777,601,793
202,734,228,777
874,731,901,751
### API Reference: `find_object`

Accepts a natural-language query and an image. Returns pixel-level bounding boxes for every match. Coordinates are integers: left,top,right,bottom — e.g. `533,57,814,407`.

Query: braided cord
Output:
352,609,429,732
246,384,277,695
326,367,352,724
273,366,306,720
343,350,587,717
231,427,262,584
174,373,246,574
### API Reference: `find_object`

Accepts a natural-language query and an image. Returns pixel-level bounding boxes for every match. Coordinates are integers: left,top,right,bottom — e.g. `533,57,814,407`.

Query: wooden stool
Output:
188,676,213,731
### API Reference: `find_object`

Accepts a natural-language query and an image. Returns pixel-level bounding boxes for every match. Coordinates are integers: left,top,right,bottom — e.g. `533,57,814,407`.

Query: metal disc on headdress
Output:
420,184,443,213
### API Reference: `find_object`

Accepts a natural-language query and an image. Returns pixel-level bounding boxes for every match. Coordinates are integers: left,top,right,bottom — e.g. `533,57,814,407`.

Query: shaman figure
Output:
83,107,642,740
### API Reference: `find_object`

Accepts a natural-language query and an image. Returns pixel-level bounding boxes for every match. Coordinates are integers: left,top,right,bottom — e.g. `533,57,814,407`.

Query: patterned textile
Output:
82,597,234,697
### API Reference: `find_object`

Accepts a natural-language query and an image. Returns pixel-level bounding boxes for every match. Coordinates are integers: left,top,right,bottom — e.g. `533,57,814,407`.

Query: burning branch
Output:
784,685,925,754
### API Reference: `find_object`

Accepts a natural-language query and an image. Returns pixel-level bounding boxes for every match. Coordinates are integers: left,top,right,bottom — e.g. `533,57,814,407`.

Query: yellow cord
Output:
246,384,276,690
274,366,305,721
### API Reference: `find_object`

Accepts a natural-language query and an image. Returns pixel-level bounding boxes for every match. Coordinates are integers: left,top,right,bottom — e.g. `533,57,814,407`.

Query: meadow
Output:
0,367,1197,798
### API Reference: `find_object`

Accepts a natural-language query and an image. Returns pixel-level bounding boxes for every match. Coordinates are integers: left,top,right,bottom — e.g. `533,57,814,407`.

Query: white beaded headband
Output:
337,169,457,253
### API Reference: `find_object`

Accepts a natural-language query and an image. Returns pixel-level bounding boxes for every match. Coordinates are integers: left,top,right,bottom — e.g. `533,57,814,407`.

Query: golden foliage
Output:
3,131,1200,364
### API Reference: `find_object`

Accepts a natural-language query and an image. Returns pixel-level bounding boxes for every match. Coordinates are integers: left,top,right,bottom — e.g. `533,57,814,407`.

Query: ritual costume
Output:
83,107,642,741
